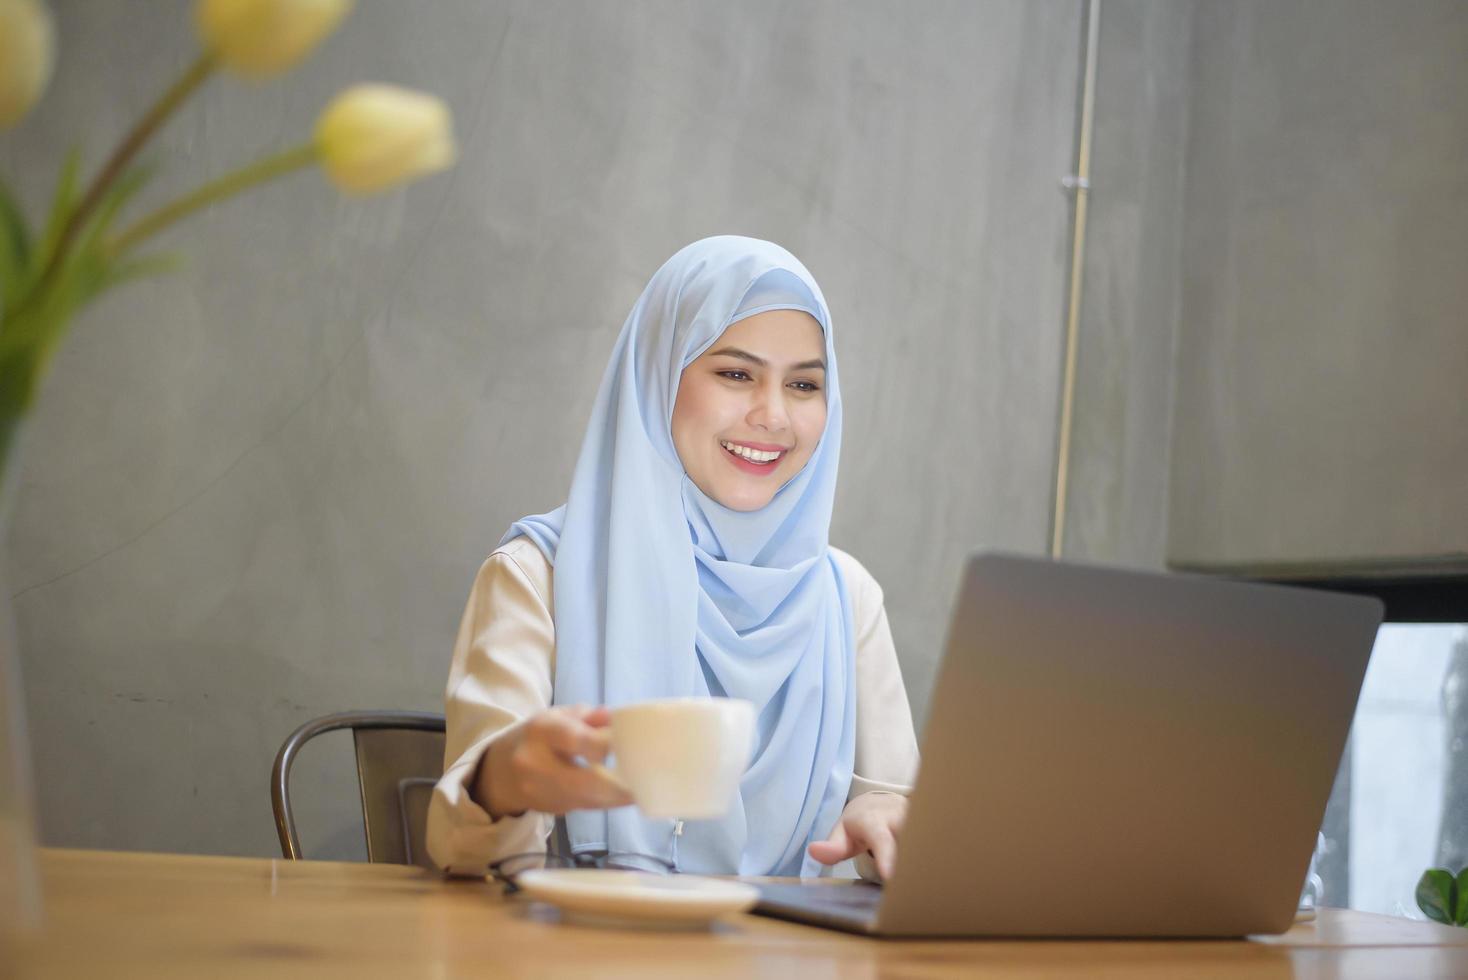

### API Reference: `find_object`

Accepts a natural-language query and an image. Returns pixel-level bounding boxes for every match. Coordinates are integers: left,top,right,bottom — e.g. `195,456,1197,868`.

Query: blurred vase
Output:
0,421,42,936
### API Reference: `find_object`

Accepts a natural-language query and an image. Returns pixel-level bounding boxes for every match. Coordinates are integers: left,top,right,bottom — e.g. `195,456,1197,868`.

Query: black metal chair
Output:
271,711,446,868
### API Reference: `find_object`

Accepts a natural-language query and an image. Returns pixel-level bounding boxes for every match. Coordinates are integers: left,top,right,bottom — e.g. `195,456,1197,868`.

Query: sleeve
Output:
840,552,921,883
425,547,557,876
848,562,920,799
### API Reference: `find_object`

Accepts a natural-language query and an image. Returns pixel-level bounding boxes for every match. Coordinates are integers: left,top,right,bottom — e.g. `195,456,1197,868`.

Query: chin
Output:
711,484,775,512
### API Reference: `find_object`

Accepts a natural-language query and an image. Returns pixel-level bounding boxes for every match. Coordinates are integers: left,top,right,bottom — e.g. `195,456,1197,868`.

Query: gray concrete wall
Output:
1062,0,1192,569
1168,0,1468,570
2,1,1086,858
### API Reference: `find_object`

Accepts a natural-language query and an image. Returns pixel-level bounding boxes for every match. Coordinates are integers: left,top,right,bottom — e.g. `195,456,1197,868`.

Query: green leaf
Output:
1418,869,1456,925
57,164,149,265
20,165,154,324
0,171,33,313
36,148,84,268
0,282,84,416
1455,868,1468,926
0,312,51,417
85,164,152,241
0,158,167,429
99,250,181,291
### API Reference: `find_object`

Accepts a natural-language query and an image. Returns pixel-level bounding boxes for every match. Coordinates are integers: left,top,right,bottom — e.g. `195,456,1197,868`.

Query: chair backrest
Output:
272,711,446,868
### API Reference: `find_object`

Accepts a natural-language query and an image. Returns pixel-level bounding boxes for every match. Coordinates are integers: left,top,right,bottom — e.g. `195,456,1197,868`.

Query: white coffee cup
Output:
596,697,755,819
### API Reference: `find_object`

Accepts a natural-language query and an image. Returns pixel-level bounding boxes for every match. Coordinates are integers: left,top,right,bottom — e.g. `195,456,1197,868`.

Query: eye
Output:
717,370,752,382
789,380,822,393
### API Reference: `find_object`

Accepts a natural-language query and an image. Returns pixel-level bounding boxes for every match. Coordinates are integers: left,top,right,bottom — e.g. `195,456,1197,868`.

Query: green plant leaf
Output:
86,164,152,240
0,311,51,418
1455,868,1468,927
36,148,84,268
99,251,181,291
66,165,155,296
1418,869,1456,925
0,280,86,419
17,166,151,315
0,151,172,434
0,171,33,314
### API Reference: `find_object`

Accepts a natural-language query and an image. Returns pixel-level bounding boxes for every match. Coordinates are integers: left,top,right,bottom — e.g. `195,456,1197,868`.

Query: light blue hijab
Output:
503,236,855,877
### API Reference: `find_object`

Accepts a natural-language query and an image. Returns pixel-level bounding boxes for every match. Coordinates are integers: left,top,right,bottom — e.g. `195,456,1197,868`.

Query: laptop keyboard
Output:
757,882,883,911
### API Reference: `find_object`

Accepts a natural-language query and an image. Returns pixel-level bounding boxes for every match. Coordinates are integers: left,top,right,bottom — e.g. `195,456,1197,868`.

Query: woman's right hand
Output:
474,704,634,818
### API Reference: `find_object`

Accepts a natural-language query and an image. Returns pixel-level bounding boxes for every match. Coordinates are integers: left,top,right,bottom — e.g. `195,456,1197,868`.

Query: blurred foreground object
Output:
196,0,353,78
315,84,456,194
0,0,53,127
0,0,455,935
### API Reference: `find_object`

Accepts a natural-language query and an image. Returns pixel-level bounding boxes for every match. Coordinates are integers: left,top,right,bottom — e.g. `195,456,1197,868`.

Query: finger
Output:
866,825,897,881
822,820,852,852
807,822,859,865
806,840,852,866
562,704,614,728
825,812,897,876
888,799,909,834
582,705,614,728
574,727,614,763
552,762,635,811
540,713,614,762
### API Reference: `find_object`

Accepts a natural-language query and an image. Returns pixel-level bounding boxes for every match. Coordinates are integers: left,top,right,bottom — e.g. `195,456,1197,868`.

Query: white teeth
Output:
721,440,783,463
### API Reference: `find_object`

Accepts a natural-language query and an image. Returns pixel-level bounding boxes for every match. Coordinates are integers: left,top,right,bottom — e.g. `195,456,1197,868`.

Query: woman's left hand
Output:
806,791,908,880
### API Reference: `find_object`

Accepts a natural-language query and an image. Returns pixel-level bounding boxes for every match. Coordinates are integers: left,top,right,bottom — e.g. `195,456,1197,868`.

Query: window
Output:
1318,623,1468,915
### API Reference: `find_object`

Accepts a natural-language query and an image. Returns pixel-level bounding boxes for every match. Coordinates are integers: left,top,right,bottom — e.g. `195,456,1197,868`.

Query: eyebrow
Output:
705,347,826,372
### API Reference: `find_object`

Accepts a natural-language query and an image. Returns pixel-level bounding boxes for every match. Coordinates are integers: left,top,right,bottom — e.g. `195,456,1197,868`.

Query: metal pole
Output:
1050,0,1101,560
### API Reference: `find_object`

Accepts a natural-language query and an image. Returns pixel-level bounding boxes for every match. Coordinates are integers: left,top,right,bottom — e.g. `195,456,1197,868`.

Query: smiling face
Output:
671,308,828,512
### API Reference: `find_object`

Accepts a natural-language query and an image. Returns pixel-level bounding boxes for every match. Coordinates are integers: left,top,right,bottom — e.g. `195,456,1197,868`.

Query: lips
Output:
720,440,786,475
722,440,789,453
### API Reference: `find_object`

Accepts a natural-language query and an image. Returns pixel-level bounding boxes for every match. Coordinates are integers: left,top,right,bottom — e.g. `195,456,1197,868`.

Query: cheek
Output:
795,401,828,458
671,379,725,459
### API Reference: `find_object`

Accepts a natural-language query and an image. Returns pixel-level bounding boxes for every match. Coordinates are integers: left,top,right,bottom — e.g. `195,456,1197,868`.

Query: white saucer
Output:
511,869,759,927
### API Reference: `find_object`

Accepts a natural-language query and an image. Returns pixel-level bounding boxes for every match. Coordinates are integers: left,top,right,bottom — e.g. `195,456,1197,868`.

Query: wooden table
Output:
10,849,1468,978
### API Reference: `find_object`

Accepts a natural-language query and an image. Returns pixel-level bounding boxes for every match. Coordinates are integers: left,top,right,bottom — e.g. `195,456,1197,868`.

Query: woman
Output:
426,236,918,879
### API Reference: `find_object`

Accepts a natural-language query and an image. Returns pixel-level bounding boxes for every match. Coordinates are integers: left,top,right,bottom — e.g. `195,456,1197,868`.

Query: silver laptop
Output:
755,553,1383,937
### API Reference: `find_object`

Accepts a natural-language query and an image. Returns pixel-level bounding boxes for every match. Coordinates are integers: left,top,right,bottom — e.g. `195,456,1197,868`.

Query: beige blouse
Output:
426,534,920,876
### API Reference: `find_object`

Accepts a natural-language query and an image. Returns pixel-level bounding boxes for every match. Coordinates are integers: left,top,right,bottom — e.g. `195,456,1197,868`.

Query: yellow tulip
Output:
0,0,54,128
314,84,455,195
195,0,352,79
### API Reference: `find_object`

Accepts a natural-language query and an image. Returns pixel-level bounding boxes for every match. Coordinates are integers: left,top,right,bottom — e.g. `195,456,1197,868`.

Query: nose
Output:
746,381,789,432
